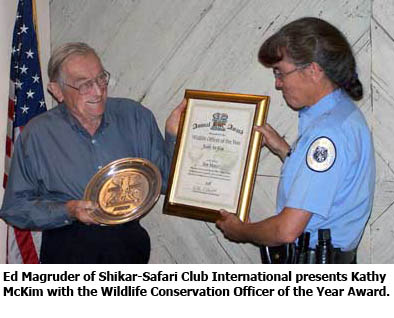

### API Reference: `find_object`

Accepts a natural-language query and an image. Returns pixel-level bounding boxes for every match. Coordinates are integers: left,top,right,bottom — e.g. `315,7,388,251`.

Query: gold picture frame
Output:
163,89,270,223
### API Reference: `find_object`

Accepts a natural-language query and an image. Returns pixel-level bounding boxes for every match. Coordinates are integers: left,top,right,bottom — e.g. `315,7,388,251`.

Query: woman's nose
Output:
275,77,283,90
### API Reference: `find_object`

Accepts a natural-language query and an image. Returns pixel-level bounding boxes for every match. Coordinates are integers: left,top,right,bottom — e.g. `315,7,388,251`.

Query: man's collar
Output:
59,103,110,136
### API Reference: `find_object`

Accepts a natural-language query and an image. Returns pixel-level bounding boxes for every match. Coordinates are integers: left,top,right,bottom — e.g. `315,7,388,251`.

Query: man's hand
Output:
254,124,290,161
165,99,187,137
66,200,100,225
216,210,247,243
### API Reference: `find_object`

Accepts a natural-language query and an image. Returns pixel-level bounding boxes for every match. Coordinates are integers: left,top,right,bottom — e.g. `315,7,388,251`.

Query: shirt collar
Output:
298,89,344,134
59,103,110,136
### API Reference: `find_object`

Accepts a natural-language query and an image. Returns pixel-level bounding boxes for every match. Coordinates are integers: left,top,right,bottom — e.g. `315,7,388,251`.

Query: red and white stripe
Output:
4,79,40,264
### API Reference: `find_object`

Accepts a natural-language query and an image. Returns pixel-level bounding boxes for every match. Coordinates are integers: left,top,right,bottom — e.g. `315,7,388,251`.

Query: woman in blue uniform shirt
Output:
216,17,375,263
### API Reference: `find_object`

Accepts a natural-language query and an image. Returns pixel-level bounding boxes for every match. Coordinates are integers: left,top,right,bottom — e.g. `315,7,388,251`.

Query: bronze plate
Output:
84,158,162,225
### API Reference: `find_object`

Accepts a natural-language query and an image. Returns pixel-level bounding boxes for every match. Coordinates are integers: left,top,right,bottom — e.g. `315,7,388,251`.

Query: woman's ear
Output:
47,82,64,103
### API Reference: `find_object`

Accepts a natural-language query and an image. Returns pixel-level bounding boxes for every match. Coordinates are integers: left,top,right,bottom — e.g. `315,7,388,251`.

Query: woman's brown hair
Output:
258,17,362,101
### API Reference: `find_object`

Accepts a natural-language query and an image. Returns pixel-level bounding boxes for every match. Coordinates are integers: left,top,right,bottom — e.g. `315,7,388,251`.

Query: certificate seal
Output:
84,158,161,225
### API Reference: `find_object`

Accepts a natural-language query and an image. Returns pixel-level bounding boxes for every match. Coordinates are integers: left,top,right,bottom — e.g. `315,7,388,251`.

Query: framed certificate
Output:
163,90,270,223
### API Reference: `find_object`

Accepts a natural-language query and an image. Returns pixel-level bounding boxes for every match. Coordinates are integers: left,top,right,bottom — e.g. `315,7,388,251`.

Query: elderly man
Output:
0,42,184,264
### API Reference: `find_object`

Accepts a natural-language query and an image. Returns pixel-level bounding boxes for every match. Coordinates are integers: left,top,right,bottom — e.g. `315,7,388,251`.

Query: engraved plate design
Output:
99,170,149,216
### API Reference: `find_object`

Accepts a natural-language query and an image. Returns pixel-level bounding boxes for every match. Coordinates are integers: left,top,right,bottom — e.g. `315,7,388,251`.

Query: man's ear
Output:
309,62,325,82
47,82,64,103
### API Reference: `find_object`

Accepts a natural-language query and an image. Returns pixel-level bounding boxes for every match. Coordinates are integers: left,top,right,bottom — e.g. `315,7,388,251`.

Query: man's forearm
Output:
0,192,73,230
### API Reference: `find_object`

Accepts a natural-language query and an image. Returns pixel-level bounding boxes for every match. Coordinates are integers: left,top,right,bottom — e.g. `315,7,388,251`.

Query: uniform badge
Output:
306,137,336,172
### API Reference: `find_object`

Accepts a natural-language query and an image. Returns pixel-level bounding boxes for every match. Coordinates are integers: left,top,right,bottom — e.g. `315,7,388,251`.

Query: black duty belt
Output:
260,244,296,264
332,248,357,264
260,244,357,264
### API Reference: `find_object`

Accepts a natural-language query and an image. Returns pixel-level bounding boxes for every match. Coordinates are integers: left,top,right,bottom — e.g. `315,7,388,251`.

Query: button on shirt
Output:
277,89,375,250
0,97,175,230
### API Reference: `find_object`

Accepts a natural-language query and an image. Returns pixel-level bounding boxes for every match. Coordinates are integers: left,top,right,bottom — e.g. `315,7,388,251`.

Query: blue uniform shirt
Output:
277,89,375,250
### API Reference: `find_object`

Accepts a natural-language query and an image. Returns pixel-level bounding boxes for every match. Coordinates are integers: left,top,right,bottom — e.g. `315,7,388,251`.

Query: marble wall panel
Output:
370,0,394,263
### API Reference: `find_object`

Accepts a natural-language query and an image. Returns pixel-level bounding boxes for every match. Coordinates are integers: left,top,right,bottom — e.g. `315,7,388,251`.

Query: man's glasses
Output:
273,64,310,80
62,70,110,95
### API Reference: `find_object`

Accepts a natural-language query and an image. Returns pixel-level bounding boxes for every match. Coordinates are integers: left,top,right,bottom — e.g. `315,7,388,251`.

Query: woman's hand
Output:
255,124,290,161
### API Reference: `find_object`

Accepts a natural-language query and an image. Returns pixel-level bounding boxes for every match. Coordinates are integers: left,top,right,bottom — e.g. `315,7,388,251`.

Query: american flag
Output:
3,0,47,263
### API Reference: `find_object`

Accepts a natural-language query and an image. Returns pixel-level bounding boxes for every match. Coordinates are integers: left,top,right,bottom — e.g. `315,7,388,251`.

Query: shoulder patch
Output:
306,137,336,172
